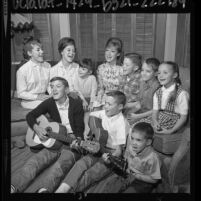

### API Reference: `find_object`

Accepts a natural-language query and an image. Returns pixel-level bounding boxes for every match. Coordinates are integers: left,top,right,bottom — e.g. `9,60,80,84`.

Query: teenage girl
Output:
94,37,124,108
48,37,79,94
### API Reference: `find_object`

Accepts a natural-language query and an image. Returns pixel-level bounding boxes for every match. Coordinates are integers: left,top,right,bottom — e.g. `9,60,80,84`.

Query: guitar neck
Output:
48,132,76,144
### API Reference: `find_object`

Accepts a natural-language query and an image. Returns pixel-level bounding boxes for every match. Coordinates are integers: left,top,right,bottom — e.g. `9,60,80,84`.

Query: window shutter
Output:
32,14,53,61
97,14,112,62
116,14,132,54
135,14,155,59
69,14,155,66
79,14,93,60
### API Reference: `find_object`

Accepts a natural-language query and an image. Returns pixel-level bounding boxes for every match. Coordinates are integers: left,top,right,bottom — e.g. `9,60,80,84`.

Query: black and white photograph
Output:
2,0,194,200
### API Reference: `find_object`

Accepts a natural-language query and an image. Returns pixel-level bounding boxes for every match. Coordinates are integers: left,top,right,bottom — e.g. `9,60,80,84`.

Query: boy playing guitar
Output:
11,77,85,193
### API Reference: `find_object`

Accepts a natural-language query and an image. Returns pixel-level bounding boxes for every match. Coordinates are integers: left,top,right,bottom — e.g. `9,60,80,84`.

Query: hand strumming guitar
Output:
102,153,110,164
33,124,48,141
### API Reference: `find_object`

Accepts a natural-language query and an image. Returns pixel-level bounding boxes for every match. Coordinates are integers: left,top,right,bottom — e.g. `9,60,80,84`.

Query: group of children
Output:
12,35,189,193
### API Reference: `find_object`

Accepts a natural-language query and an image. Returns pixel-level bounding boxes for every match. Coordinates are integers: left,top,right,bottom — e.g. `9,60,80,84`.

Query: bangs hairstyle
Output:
23,36,41,60
160,61,182,102
144,57,160,72
132,122,154,140
105,37,124,65
50,77,69,88
124,53,142,69
106,90,126,106
58,37,76,56
79,58,93,72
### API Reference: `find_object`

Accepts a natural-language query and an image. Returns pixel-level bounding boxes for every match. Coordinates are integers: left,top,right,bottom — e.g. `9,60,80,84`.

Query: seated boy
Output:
11,77,84,193
54,90,130,193
87,122,161,193
127,58,160,124
121,53,142,114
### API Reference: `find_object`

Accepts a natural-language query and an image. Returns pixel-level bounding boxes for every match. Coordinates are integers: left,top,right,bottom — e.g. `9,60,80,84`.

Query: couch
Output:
10,60,57,147
11,62,190,193
154,66,190,193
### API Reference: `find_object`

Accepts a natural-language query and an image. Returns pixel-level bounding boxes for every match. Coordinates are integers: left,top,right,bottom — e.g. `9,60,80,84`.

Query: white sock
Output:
38,188,48,193
11,185,16,193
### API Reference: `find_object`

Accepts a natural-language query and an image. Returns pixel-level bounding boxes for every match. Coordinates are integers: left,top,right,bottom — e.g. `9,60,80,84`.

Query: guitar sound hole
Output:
46,127,52,133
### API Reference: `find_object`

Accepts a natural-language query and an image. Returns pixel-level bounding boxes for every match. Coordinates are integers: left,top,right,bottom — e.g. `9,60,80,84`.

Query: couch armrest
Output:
168,127,190,192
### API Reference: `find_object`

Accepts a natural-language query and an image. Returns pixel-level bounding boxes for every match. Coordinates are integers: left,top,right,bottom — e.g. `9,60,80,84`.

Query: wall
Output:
11,13,190,69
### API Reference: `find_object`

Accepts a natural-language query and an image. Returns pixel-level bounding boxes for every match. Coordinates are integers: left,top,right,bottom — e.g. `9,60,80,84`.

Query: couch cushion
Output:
11,99,31,122
153,133,183,155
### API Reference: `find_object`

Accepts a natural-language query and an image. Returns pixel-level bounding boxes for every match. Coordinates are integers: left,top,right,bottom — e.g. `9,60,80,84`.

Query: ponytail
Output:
162,61,182,102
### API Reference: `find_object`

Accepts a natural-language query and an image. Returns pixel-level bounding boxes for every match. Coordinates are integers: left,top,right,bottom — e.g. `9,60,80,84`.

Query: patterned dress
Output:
95,62,124,106
120,70,141,103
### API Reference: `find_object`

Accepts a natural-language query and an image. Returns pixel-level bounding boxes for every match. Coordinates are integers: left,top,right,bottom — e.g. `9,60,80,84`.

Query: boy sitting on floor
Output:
87,122,161,193
54,90,130,193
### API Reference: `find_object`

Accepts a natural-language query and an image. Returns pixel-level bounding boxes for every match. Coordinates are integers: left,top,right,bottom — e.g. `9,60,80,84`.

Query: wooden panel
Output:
69,14,80,62
49,14,60,62
175,14,190,68
111,14,116,37
69,13,156,66
93,14,98,67
135,14,155,60
75,14,81,62
131,14,136,52
154,14,167,61
184,14,190,68
116,14,132,54
79,14,93,60
97,14,112,62
32,14,54,61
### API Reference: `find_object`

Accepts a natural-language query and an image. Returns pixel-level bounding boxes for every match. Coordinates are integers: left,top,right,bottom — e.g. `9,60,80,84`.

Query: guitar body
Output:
26,115,101,153
89,116,108,152
69,117,109,155
26,115,67,150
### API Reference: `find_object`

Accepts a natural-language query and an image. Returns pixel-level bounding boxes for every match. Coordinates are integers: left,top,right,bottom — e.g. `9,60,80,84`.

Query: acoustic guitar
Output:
25,115,100,153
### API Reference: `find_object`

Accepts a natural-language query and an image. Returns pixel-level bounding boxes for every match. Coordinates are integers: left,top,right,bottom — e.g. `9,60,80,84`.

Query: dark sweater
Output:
26,96,84,139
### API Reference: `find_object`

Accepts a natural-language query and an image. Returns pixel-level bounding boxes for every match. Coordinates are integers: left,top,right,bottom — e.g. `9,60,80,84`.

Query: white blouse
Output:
16,60,51,109
153,84,189,115
73,75,98,103
48,61,79,93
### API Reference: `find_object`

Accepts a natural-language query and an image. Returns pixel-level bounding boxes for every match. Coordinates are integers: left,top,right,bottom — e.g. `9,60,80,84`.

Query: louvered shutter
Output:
135,14,155,59
97,14,112,62
32,14,53,61
69,14,156,66
116,14,132,54
79,14,93,59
